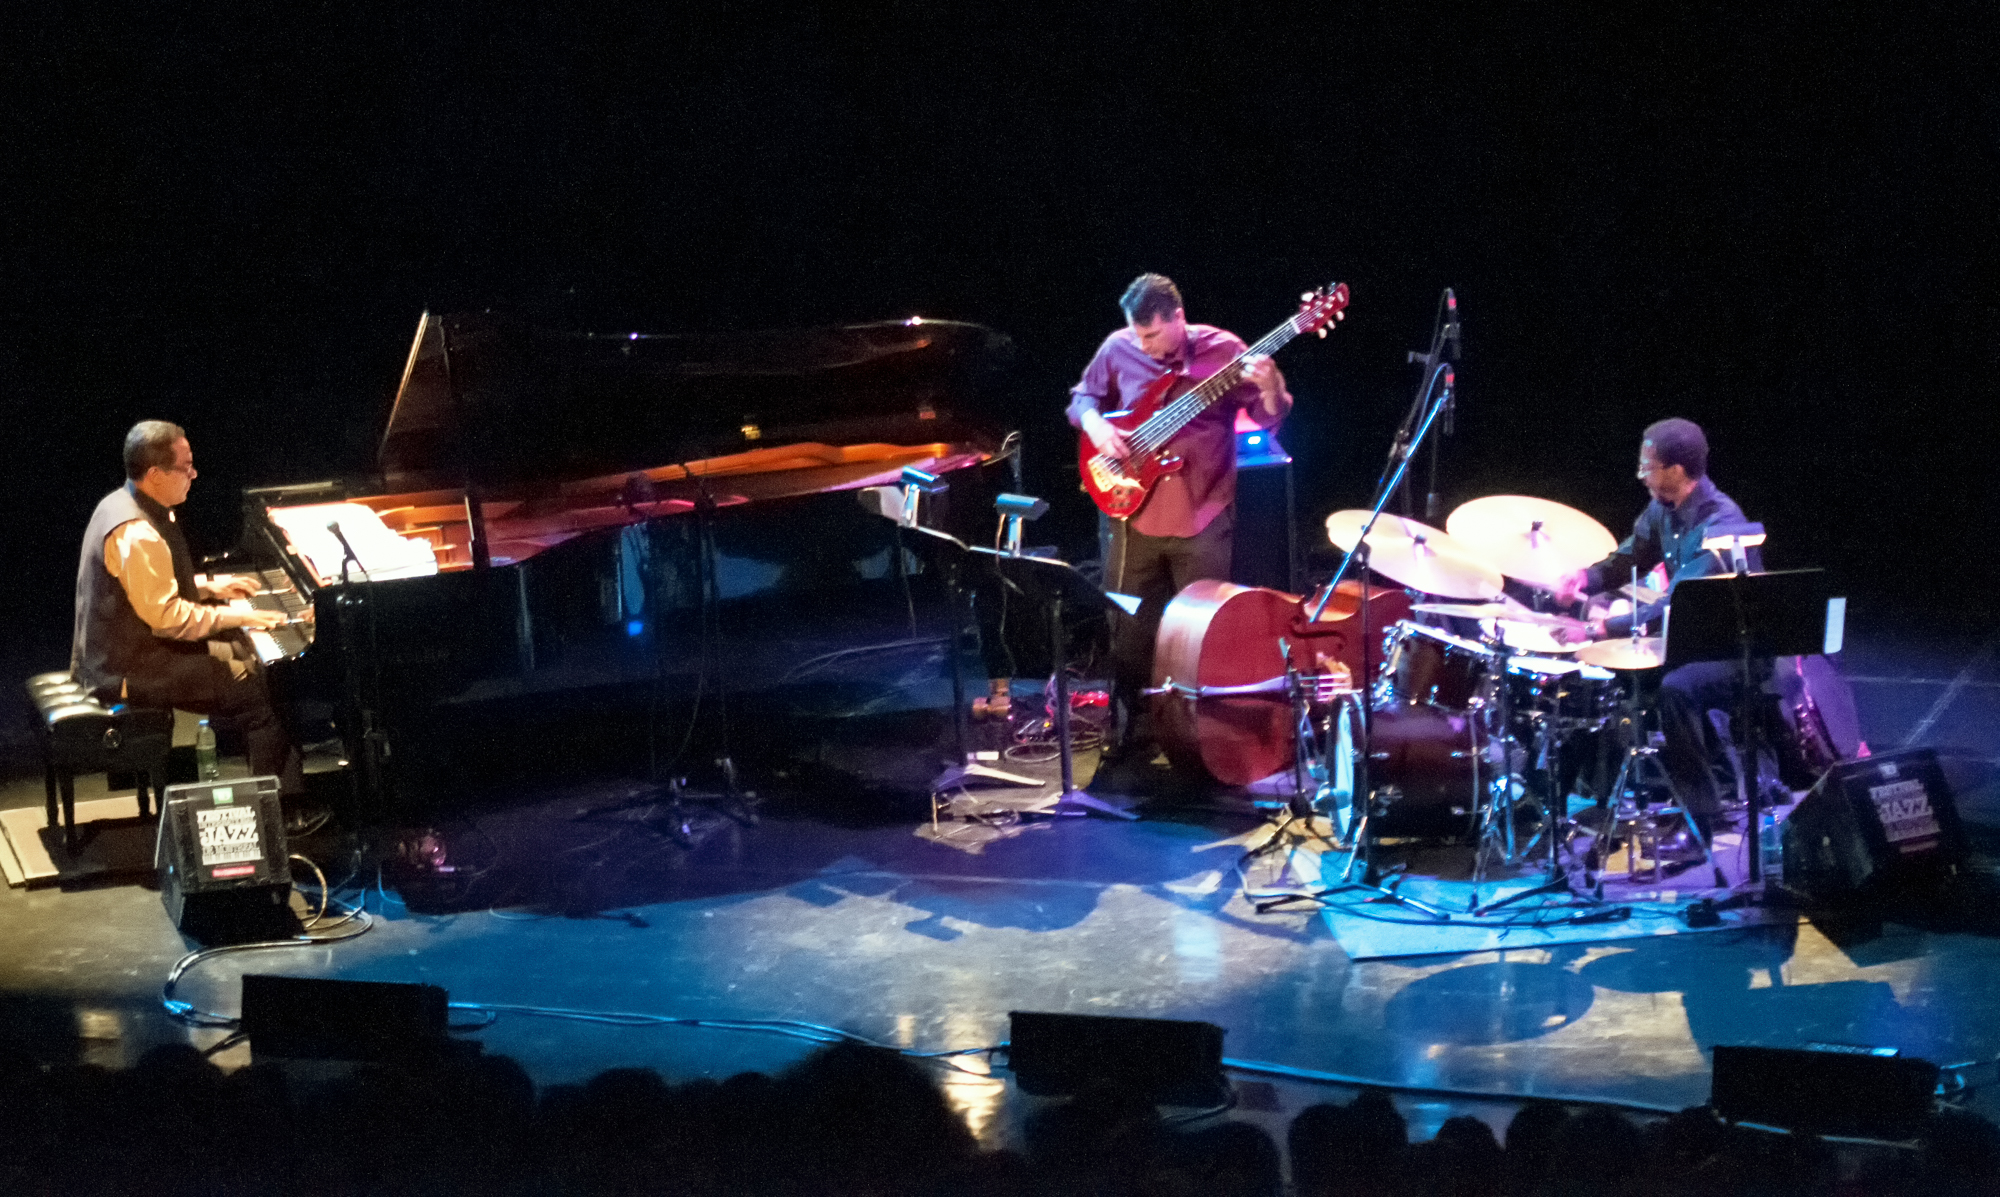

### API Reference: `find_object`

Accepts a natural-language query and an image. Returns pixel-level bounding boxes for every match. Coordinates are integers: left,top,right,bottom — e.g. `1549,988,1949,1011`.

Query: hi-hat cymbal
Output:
1325,511,1502,600
1446,495,1617,588
1575,637,1666,671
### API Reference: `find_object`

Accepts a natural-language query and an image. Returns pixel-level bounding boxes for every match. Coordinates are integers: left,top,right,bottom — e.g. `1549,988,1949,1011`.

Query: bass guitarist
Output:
1067,272,1292,760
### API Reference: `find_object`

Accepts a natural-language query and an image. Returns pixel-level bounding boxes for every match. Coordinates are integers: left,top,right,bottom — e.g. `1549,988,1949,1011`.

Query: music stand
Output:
894,525,1044,795
970,547,1137,820
1663,568,1835,883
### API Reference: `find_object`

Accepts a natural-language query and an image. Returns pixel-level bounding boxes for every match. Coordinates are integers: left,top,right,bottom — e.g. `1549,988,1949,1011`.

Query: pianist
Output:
71,420,304,797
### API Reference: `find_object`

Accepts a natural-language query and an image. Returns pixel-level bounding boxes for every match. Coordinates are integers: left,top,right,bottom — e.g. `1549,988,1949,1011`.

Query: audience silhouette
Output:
0,1041,1992,1195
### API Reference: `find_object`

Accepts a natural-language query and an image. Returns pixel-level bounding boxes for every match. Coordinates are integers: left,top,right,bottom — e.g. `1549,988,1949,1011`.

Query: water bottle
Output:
195,718,219,781
1759,810,1783,885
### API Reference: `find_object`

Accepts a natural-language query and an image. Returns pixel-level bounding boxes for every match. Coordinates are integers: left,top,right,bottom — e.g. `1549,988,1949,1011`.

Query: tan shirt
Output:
103,518,257,676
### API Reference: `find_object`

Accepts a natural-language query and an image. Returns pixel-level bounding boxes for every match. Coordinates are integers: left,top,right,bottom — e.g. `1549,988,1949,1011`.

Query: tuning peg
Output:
1336,310,1346,319
1316,328,1327,338
1301,291,1314,302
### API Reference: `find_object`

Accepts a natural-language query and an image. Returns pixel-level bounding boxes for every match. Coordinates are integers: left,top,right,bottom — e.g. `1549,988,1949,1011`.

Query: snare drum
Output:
1504,656,1618,728
1376,621,1496,711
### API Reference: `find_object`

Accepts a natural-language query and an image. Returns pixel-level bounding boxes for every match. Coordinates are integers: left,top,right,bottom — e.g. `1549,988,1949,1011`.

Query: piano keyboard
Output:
239,568,314,665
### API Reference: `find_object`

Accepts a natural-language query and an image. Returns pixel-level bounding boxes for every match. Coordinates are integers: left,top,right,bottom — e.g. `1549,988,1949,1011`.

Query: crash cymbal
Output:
1446,495,1618,588
1575,636,1666,671
1324,511,1503,600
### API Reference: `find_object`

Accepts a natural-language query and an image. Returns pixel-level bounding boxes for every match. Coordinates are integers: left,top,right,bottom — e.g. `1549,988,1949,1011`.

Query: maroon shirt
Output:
1067,322,1289,538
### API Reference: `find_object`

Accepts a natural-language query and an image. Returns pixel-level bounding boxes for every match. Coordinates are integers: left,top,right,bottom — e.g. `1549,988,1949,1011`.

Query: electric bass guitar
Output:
1078,282,1349,519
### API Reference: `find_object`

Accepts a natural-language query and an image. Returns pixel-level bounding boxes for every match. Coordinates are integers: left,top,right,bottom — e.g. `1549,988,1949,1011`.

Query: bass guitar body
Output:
1077,372,1186,520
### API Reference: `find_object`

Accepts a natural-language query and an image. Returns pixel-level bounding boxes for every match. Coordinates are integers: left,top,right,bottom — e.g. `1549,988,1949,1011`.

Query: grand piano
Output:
244,311,1019,812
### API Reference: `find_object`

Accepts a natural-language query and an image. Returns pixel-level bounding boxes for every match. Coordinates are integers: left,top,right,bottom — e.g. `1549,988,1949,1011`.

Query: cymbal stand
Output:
1236,644,1344,891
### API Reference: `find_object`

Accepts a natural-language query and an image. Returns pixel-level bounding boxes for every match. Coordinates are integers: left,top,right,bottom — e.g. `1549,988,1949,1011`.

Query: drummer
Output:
1553,418,1759,850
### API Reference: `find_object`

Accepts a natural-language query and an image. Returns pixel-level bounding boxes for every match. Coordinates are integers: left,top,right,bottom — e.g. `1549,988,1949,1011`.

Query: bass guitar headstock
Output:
1294,282,1351,339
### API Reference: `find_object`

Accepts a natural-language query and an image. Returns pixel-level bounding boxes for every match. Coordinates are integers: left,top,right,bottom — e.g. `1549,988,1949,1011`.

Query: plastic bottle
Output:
1759,810,1783,885
195,718,219,781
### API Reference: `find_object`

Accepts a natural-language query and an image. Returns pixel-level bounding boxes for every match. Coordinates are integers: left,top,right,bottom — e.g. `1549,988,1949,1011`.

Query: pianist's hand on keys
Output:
227,601,288,632
228,592,314,665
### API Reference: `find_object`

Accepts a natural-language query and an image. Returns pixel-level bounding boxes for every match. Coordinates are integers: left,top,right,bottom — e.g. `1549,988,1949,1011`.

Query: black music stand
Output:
970,548,1137,820
893,525,1042,795
1663,568,1834,884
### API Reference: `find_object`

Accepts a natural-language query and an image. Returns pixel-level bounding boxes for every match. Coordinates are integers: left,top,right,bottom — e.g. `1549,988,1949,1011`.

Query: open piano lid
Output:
380,312,1014,490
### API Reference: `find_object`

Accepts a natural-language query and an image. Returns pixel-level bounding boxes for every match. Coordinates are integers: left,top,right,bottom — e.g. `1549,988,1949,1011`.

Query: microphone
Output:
1441,365,1455,435
1442,288,1461,362
325,519,366,584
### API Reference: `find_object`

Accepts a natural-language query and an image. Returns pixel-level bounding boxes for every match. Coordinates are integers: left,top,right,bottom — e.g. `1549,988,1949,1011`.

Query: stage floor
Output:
3,602,1998,1149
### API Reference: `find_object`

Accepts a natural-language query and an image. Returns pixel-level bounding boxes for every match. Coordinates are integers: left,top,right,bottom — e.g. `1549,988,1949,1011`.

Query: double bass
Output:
1151,579,1411,786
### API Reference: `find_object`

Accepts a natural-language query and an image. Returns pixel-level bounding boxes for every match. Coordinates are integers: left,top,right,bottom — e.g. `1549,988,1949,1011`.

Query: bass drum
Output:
1773,654,1864,787
1360,705,1484,835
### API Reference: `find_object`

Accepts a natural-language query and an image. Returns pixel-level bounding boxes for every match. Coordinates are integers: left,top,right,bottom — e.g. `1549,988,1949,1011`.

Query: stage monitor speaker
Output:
1007,1011,1225,1105
1781,748,1967,905
1710,1044,1938,1139
241,974,451,1062
1231,452,1295,593
156,775,292,939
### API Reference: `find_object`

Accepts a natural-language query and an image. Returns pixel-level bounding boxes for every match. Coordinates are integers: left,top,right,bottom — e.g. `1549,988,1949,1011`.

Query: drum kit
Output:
1287,494,1689,894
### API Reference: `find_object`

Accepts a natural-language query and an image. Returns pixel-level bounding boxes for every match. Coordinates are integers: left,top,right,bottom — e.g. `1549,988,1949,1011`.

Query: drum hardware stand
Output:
1593,682,1719,888
1468,623,1566,908
1472,674,1602,917
1257,626,1453,920
1267,361,1457,922
1235,643,1351,895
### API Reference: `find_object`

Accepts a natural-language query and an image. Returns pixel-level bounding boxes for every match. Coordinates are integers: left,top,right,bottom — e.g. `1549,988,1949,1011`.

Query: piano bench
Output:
24,672,174,858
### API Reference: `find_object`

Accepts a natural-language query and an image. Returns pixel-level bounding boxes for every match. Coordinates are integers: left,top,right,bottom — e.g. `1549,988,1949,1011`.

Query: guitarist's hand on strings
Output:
1079,408,1131,462
1242,355,1289,418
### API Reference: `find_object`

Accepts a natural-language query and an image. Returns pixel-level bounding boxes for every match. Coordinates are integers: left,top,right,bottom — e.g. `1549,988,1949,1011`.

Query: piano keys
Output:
235,568,312,665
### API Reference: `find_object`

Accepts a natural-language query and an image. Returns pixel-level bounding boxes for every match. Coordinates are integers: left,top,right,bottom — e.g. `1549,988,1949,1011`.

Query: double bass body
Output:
1150,579,1411,786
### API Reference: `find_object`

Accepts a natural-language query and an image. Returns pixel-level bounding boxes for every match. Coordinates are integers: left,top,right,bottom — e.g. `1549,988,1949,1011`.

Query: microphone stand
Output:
325,519,386,816
1266,363,1459,922
1386,288,1458,518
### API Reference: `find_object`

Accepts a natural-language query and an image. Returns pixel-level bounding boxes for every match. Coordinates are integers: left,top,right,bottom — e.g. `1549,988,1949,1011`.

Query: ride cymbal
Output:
1446,495,1617,588
1324,510,1503,600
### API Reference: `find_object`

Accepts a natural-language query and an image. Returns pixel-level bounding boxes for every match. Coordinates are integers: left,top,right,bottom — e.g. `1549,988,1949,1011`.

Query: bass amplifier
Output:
156,775,292,937
1782,749,1966,904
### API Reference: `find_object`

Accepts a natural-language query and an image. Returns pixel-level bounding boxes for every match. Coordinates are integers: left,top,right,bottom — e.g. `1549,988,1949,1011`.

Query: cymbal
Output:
1324,511,1502,600
1575,637,1666,671
1487,620,1577,655
1445,495,1617,588
1410,600,1576,630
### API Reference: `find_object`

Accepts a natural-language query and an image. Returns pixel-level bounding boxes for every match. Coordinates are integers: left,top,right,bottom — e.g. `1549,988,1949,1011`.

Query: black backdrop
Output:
8,2,1995,658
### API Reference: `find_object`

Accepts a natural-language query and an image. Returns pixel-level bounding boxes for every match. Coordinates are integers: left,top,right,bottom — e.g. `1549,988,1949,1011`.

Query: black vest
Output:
71,483,207,698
